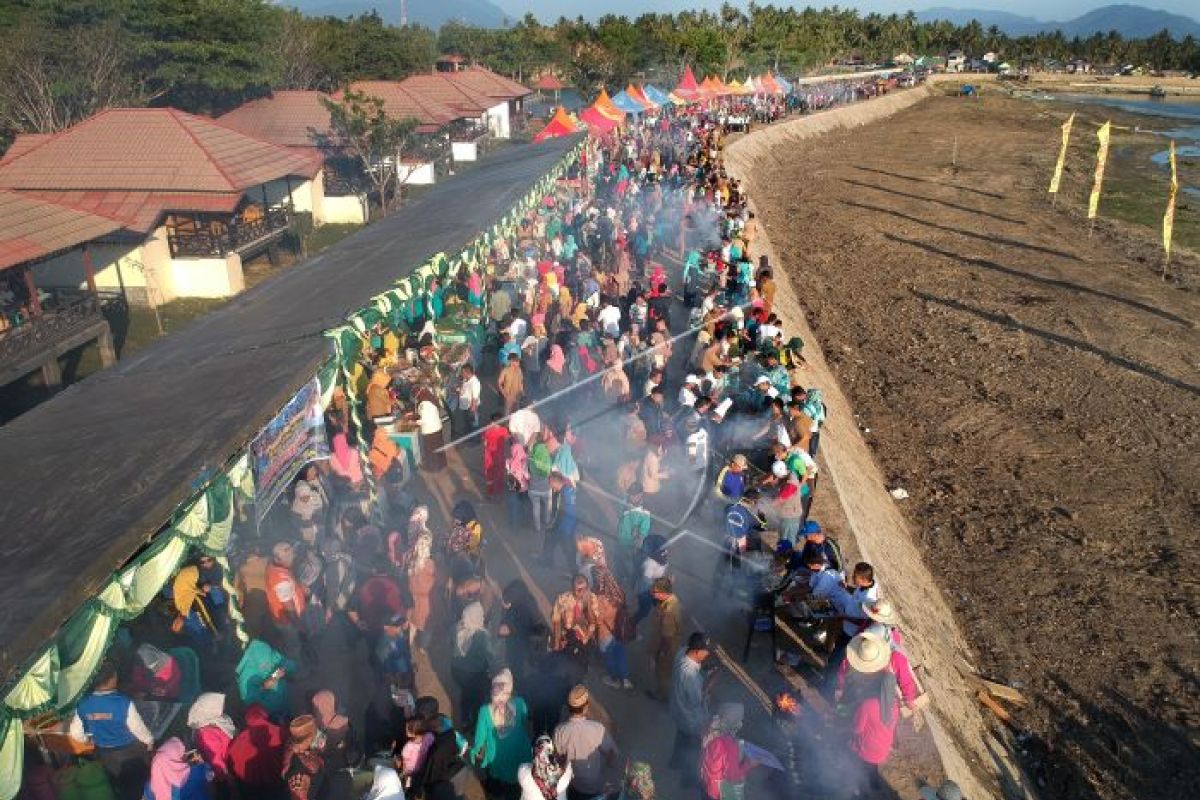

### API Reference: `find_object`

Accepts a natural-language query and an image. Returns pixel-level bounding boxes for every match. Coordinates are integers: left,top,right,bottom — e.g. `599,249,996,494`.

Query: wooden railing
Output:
0,290,123,374
167,207,291,259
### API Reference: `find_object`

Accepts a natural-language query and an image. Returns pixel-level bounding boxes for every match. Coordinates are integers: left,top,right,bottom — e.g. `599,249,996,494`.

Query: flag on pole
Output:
1163,140,1178,262
1049,112,1074,194
1088,121,1111,219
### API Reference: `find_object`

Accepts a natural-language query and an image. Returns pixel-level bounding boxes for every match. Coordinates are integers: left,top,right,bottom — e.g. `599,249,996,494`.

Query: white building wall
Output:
452,141,478,162
322,195,368,225
165,253,245,298
486,101,511,139
398,162,436,186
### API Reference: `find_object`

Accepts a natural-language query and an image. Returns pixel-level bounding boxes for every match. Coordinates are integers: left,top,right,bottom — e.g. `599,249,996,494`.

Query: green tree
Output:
320,91,419,217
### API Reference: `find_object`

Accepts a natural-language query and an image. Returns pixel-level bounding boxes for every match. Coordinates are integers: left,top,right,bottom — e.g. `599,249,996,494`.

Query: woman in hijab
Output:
186,692,237,780
470,669,531,796
540,345,571,396
592,563,633,691
504,438,530,529
312,690,358,800
516,736,571,800
363,765,405,800
618,762,656,800
235,640,295,720
282,716,325,800
498,580,540,687
228,704,284,798
404,517,437,644
130,643,181,701
700,703,757,800
449,601,491,729
145,737,211,800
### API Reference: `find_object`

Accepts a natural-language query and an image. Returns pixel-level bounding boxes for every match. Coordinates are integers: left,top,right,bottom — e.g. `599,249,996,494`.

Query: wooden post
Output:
81,244,98,295
23,265,41,315
41,359,62,393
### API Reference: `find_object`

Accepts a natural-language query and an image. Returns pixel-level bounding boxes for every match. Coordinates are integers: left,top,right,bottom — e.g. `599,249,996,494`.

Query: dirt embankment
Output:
730,92,1200,800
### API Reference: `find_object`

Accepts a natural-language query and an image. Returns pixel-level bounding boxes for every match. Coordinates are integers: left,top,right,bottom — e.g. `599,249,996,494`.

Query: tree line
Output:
2,0,1198,146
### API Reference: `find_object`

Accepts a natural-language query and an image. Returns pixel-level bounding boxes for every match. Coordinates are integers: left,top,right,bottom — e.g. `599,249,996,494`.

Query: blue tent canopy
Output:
611,90,646,114
775,75,794,94
642,84,672,106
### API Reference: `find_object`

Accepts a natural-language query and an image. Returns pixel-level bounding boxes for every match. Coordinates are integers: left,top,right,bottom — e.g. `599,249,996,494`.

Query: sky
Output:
499,1,1198,23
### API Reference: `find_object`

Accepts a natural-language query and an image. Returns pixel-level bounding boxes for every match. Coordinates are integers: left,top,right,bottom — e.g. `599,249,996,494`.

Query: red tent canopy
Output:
593,89,625,119
579,106,618,133
709,75,730,95
674,65,700,99
534,74,565,91
760,73,782,94
533,106,576,142
626,84,654,109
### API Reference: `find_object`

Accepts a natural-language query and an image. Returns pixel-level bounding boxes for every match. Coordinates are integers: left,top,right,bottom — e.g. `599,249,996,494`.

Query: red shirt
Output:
701,734,754,799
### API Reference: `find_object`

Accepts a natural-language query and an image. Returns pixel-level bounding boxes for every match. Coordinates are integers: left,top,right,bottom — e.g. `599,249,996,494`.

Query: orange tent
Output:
710,75,731,95
594,88,625,119
533,106,577,142
760,73,783,94
579,106,618,133
627,84,655,110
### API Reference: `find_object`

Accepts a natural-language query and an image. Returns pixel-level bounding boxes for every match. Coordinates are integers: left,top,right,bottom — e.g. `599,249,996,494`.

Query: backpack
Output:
529,444,552,478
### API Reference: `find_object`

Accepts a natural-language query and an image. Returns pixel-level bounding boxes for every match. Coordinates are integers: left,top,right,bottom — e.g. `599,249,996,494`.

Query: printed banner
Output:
1163,140,1178,261
1049,112,1074,194
251,377,328,523
1088,121,1111,219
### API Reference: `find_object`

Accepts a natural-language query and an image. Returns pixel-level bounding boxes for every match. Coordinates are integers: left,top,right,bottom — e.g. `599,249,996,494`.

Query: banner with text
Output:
251,377,328,524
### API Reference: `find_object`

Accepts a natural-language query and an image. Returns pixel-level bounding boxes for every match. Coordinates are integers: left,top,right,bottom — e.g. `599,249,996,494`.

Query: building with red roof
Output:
0,107,322,307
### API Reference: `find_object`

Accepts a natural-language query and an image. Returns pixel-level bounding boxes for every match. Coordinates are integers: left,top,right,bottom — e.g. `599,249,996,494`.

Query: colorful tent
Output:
579,106,618,133
642,84,672,106
775,74,794,94
674,65,700,100
593,88,626,119
611,89,647,114
629,84,657,109
533,106,578,142
727,79,747,95
760,73,783,94
710,75,731,95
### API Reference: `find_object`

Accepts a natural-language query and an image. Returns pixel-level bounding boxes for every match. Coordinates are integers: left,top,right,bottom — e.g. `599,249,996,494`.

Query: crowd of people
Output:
41,76,955,800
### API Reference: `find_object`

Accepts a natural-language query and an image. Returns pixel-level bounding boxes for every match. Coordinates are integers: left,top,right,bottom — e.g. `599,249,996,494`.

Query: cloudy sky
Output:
500,1,1196,22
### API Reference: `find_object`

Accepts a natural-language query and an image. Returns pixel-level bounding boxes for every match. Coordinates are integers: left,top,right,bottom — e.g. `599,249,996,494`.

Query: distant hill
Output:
288,0,510,28
917,5,1200,38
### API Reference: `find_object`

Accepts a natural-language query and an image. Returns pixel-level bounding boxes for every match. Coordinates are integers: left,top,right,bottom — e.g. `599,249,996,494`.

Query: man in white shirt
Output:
507,403,541,446
597,302,622,338
456,364,481,435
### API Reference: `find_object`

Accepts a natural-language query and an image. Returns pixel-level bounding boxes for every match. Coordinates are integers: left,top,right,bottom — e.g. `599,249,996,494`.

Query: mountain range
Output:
286,0,510,28
915,5,1200,38
286,1,1200,40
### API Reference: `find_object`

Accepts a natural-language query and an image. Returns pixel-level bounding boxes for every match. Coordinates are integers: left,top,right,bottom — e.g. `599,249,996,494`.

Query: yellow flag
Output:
1163,140,1178,260
1049,112,1074,194
1088,121,1111,219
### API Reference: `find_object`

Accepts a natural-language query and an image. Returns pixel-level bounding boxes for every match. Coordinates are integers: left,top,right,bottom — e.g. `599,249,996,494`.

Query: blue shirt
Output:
556,484,577,537
77,692,136,749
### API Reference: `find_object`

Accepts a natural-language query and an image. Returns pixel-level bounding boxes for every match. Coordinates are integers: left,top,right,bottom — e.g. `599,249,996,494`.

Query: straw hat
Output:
846,633,891,674
289,715,318,748
567,685,589,710
864,599,899,626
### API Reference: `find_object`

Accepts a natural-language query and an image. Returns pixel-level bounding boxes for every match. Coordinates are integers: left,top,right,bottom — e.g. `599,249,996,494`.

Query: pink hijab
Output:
148,738,191,800
546,345,566,374
330,432,364,485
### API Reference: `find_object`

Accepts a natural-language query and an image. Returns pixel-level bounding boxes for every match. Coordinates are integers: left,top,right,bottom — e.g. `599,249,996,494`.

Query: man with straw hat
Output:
836,633,927,787
282,715,325,800
553,685,617,800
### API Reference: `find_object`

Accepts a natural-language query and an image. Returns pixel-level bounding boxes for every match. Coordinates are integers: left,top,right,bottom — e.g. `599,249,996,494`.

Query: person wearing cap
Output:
282,715,326,800
669,632,713,789
798,521,843,577
69,665,154,800
823,562,879,697
375,610,414,687
769,459,805,545
553,686,618,800
836,633,926,782
700,702,759,800
720,488,765,584
677,374,702,409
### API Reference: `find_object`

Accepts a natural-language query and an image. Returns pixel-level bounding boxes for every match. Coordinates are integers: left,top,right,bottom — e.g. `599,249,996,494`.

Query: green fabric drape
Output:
0,714,22,800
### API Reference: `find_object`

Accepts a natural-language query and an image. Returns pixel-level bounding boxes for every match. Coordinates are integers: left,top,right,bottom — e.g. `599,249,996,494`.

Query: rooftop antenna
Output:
399,0,408,26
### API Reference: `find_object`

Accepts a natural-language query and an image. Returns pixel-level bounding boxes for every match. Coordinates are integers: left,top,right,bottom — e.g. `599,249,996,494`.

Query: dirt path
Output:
730,92,1200,800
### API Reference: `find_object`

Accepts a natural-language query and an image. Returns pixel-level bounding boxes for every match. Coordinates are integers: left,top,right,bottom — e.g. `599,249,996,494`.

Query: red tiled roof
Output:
447,65,531,101
396,75,490,116
0,134,52,166
344,81,473,132
22,190,242,233
534,74,565,91
0,189,123,271
0,108,319,195
217,91,338,149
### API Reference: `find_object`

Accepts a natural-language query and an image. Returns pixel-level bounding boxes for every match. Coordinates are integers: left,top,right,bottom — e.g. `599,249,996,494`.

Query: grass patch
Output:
306,222,363,255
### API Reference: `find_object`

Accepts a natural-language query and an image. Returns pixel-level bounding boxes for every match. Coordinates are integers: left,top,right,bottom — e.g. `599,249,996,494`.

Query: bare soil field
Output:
747,93,1200,799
